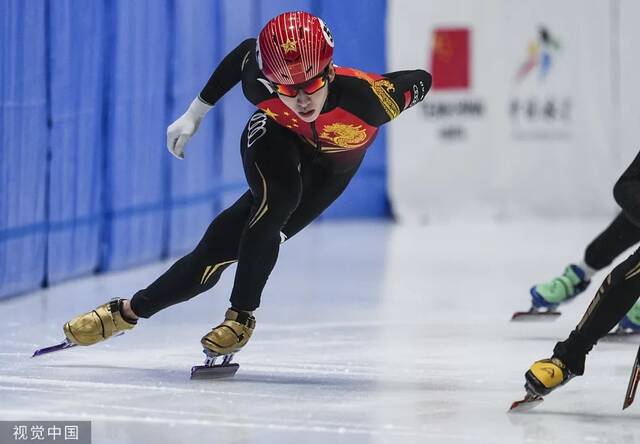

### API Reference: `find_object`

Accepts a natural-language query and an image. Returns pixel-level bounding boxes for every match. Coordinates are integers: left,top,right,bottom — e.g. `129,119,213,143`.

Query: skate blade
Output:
190,363,239,380
32,332,125,358
32,339,76,357
511,310,561,322
509,394,544,412
623,344,640,410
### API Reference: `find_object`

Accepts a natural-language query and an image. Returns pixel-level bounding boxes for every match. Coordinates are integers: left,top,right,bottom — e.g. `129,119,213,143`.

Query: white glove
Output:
166,97,213,159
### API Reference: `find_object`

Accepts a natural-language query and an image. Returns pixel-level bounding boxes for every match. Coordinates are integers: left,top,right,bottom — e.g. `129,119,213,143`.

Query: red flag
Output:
430,28,470,90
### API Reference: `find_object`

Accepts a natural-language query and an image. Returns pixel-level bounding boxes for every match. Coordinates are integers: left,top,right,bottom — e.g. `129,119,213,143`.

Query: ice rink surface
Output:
1,221,639,444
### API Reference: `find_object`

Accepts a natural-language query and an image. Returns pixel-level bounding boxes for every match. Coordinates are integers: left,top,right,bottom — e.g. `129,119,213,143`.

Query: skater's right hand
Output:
166,97,213,160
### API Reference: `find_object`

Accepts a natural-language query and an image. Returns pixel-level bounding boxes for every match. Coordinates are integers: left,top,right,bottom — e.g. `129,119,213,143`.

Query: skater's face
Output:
275,64,335,123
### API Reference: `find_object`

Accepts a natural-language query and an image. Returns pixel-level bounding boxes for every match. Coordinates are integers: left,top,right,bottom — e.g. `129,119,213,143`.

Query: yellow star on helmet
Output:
281,38,297,54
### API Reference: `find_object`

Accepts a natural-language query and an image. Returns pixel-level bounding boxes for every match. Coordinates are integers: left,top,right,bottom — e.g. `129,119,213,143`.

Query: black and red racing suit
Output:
131,38,431,316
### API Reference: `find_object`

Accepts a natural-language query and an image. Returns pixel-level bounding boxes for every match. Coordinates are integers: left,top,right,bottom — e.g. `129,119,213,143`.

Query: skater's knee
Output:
584,242,611,270
252,185,300,225
613,179,625,207
613,178,636,213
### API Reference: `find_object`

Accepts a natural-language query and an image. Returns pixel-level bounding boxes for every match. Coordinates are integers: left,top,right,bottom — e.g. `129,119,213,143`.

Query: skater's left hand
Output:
166,97,213,160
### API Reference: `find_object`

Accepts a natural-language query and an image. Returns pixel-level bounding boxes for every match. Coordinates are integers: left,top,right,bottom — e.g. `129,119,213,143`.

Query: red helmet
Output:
257,11,334,85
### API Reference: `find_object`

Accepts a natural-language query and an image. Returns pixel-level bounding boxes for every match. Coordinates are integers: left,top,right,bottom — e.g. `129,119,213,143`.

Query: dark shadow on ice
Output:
229,371,464,393
508,408,640,422
42,363,185,381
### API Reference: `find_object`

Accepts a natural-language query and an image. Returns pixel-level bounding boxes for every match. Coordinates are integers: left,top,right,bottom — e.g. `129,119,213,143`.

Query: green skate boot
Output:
530,264,591,309
512,264,591,321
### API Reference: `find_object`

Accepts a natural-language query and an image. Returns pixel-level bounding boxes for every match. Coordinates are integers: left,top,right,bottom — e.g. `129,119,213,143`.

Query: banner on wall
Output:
423,27,486,142
388,0,620,222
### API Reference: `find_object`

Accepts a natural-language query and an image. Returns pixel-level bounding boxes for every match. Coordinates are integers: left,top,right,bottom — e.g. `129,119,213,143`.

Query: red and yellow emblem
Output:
257,93,378,153
320,123,368,149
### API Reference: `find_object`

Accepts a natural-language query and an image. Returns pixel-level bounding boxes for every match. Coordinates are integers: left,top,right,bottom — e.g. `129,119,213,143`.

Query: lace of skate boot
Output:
201,309,256,355
530,264,590,308
63,298,137,346
525,357,576,397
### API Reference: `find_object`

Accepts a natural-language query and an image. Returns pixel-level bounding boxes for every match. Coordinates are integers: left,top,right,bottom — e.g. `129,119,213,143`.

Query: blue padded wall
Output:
46,1,105,284
0,1,48,297
99,0,171,271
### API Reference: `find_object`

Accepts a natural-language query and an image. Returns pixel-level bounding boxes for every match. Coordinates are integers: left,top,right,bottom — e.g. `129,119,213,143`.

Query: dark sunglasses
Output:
272,70,329,98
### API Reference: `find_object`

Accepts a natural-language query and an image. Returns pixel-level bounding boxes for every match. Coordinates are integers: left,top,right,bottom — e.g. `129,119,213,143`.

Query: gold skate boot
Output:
201,308,256,355
191,309,254,379
63,298,137,346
